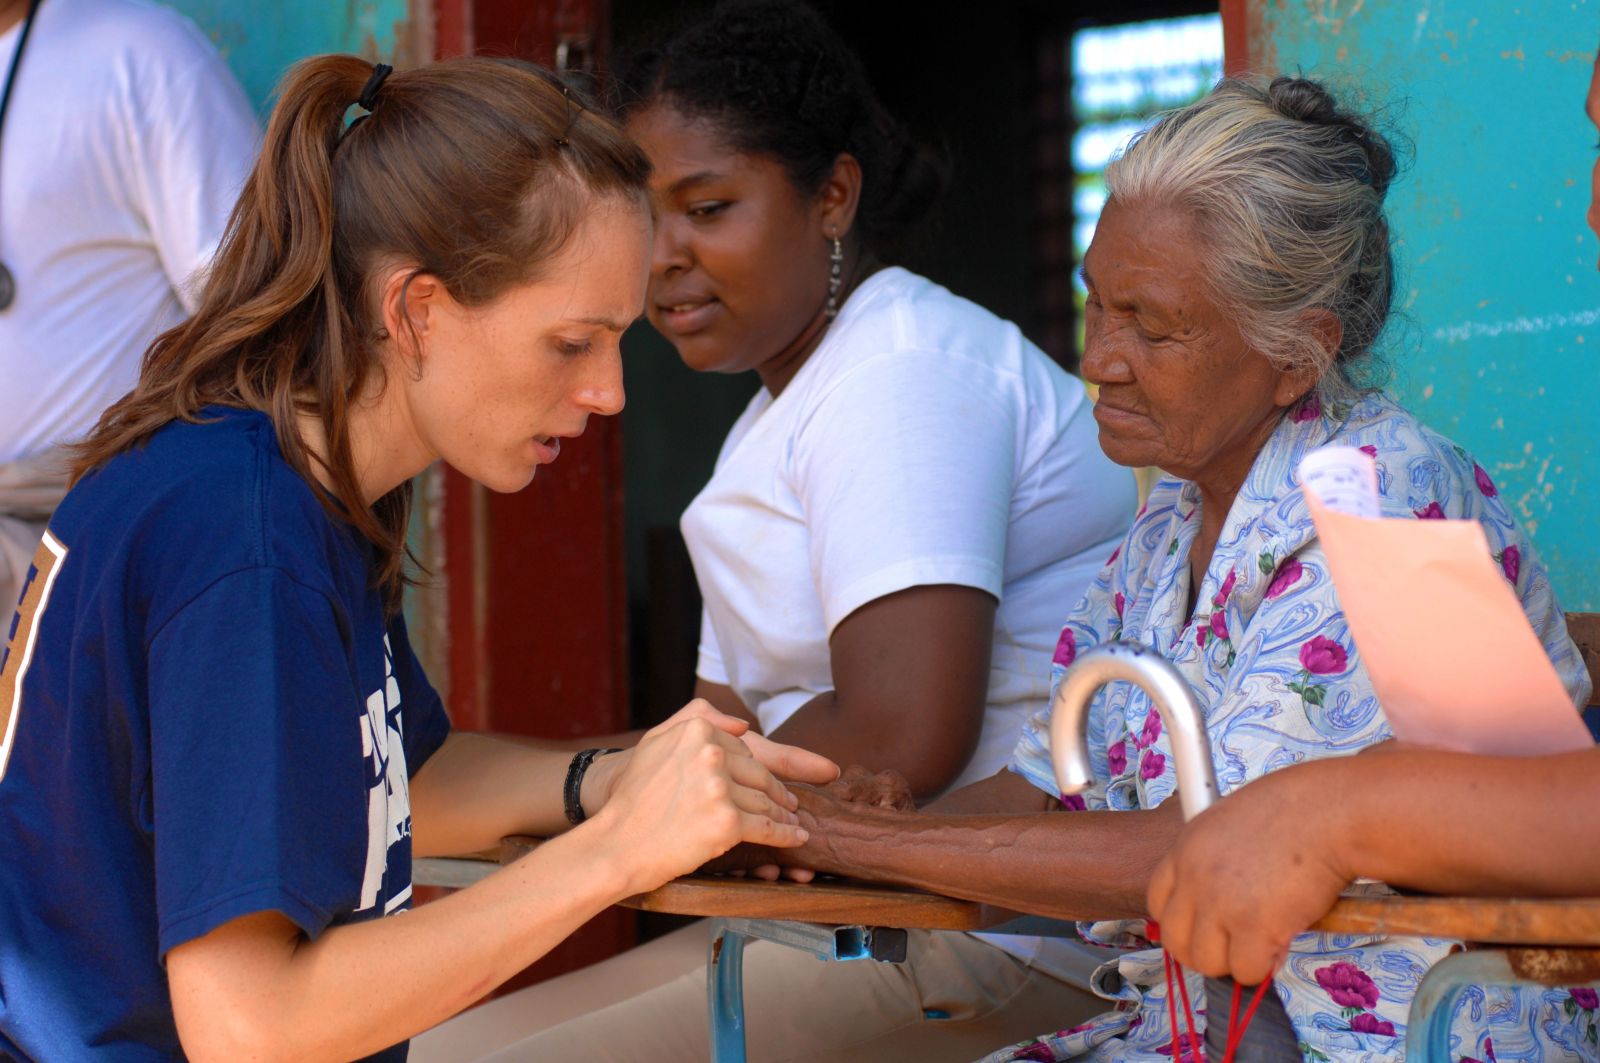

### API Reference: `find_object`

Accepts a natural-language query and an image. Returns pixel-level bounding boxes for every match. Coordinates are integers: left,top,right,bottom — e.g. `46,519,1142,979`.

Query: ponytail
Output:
73,55,651,607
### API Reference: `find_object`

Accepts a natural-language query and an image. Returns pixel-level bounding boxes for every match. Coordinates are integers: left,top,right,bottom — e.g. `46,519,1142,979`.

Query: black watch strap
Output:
563,747,622,826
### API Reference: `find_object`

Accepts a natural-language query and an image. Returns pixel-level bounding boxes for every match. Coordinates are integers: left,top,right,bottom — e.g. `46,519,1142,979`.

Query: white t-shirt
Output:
0,0,259,465
683,267,1136,793
683,268,1136,984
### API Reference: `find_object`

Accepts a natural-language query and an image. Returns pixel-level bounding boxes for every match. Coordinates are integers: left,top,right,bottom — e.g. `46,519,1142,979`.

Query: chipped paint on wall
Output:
1247,0,1600,608
163,1,422,114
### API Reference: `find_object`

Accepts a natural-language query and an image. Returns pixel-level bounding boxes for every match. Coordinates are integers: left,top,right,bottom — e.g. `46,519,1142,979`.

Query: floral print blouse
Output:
991,392,1594,1063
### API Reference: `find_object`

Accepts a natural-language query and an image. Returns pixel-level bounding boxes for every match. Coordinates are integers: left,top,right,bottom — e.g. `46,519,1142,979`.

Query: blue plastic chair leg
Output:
708,922,749,1063
1403,951,1501,1062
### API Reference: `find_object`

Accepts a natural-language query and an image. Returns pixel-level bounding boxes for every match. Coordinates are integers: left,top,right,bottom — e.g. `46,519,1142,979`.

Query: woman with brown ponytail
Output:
0,55,834,1062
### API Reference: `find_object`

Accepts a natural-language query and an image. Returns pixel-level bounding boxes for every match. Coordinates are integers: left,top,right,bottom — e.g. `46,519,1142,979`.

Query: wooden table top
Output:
619,874,1024,931
495,835,1018,931
496,836,1600,945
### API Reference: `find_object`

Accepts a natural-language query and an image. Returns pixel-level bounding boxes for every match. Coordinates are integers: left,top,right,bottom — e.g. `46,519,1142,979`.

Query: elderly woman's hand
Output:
715,770,912,881
1145,762,1353,987
701,783,849,881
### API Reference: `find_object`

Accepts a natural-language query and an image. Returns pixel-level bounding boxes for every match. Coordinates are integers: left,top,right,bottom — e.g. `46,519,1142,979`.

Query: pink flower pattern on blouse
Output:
1137,748,1165,781
1414,500,1447,520
1316,961,1380,1009
1264,557,1304,600
1053,627,1076,668
989,392,1591,1063
1299,635,1348,675
1475,464,1499,498
1500,544,1522,585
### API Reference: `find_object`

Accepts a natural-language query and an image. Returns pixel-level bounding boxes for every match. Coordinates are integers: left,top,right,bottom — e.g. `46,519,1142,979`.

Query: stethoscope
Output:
0,0,44,312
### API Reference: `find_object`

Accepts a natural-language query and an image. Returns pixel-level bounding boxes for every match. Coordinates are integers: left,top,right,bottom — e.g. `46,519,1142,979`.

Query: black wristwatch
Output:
563,747,622,826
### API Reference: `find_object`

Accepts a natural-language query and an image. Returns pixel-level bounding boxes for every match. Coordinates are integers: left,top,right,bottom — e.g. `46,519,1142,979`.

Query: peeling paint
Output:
165,1,414,113
1432,307,1600,344
1254,1,1600,606
1306,0,1366,35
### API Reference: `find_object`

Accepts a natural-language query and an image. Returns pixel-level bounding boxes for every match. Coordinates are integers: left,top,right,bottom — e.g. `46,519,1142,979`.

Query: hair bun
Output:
1266,76,1342,124
1267,75,1396,199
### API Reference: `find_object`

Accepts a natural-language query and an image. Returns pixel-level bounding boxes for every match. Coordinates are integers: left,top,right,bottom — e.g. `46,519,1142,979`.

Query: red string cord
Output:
1147,920,1274,1063
1173,958,1203,1062
1161,948,1186,1060
1150,922,1204,1063
1221,975,1277,1063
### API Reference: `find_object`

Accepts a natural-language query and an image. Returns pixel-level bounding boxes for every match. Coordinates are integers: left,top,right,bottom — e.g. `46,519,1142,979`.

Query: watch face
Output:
0,263,13,311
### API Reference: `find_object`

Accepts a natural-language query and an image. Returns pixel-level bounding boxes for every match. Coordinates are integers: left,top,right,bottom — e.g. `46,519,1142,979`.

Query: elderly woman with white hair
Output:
736,76,1592,1062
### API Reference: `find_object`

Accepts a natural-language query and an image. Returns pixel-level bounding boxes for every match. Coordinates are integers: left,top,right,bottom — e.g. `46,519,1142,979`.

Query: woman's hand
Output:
740,728,841,787
1145,765,1352,987
582,700,839,816
583,705,813,895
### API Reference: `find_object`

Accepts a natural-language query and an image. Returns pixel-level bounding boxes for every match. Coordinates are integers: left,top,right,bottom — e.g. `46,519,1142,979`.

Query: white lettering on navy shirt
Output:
358,635,413,914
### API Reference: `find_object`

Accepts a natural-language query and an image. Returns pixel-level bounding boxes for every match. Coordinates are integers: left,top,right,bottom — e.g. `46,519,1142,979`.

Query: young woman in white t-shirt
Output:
413,3,1136,1061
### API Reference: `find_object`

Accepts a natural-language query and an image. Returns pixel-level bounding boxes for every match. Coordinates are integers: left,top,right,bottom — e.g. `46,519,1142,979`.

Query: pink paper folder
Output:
1306,491,1593,755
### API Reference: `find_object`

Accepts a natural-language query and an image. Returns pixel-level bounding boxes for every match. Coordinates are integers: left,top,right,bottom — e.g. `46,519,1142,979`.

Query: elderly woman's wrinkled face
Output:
1080,199,1309,487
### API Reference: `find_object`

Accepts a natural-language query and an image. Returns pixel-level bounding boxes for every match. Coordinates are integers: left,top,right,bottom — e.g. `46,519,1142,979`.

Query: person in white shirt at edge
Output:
0,0,258,615
409,3,1137,1061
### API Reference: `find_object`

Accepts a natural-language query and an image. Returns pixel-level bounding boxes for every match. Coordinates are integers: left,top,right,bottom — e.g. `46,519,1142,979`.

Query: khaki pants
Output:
0,450,69,618
411,922,1105,1063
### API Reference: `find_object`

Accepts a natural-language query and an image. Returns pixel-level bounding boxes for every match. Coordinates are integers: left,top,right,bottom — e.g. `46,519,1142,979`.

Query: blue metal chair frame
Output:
706,918,908,1063
703,914,1088,1062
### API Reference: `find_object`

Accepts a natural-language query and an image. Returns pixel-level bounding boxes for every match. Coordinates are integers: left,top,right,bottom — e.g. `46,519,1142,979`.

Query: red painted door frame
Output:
429,0,635,988
1219,0,1266,77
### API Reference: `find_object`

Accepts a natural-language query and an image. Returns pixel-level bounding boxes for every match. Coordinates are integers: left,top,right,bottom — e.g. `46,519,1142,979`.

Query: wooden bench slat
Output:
1309,896,1600,946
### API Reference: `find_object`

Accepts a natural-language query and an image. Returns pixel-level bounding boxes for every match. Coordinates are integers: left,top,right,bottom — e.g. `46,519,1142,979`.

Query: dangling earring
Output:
825,233,844,320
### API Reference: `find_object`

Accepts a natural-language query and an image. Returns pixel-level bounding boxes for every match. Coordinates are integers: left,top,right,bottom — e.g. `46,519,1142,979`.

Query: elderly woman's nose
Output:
1080,328,1133,386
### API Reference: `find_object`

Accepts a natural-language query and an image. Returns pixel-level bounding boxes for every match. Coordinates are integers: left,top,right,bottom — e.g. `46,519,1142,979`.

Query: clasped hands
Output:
705,764,918,883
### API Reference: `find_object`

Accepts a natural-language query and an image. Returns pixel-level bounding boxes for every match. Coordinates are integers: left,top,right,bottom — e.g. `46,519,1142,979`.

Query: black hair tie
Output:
358,63,393,112
556,83,580,148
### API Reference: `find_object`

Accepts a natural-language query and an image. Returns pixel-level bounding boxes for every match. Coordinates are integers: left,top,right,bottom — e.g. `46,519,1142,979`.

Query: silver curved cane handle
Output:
1048,642,1219,821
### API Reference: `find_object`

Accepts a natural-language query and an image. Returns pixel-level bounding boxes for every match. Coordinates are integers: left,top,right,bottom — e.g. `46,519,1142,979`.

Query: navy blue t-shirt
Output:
0,408,451,1061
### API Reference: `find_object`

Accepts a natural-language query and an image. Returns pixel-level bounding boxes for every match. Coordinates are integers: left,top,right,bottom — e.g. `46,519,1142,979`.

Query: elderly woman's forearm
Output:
802,806,1180,920
1318,748,1600,896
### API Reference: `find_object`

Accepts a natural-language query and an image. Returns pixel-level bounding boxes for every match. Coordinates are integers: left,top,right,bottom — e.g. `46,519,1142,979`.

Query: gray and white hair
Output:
1104,76,1398,404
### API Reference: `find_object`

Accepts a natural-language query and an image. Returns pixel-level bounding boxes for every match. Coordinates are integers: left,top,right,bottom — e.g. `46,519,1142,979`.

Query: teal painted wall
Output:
163,1,417,112
1255,2,1600,609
